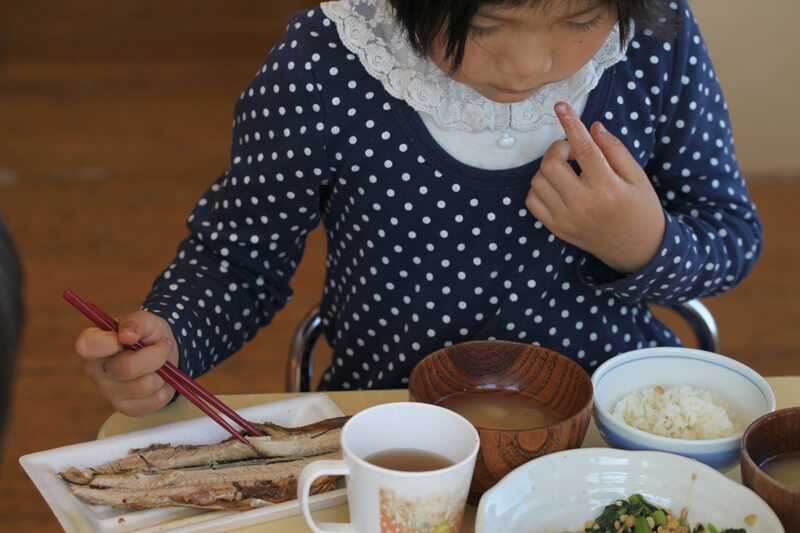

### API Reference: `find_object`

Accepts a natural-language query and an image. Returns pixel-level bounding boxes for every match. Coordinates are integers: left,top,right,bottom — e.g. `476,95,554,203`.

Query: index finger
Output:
554,101,608,174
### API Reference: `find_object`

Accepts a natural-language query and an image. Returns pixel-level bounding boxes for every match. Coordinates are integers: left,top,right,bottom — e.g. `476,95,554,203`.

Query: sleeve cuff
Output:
577,211,689,304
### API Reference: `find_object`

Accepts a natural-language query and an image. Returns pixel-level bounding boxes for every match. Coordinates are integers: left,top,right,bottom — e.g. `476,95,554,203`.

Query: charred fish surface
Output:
59,416,348,510
60,416,347,485
68,451,343,510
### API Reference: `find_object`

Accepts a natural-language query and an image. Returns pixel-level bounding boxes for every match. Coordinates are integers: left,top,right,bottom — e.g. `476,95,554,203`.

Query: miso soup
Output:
435,390,564,430
760,451,800,490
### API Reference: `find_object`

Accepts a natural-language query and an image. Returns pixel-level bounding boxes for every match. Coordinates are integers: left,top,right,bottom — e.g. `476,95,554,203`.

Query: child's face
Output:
429,1,618,104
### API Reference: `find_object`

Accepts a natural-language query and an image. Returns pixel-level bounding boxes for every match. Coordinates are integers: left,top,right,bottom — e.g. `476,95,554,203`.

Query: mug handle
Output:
298,459,354,533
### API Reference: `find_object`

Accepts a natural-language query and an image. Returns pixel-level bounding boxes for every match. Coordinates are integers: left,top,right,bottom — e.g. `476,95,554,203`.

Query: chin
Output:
478,86,537,104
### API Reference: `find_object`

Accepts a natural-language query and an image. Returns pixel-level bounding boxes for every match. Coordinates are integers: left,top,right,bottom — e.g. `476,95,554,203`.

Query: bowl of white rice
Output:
591,347,776,471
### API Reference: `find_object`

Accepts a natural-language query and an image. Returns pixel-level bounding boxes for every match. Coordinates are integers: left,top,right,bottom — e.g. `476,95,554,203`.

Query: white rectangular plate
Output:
20,393,347,533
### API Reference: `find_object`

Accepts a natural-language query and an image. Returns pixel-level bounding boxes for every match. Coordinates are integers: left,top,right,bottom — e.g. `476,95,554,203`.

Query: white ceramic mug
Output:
298,402,480,533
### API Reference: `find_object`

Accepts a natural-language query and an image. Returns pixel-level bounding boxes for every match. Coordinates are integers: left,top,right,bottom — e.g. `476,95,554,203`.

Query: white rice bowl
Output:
591,347,775,471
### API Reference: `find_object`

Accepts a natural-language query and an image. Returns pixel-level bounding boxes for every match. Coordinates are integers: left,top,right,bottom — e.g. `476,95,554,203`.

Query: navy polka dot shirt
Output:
142,0,763,390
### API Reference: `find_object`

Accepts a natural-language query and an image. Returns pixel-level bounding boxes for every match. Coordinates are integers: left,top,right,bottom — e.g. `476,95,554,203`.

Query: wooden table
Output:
101,377,800,533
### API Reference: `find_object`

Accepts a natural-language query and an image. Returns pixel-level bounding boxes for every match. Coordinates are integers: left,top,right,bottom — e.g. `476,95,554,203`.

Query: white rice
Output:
611,384,740,440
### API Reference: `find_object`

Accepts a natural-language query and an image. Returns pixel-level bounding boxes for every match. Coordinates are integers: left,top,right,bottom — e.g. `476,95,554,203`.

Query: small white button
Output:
496,132,516,149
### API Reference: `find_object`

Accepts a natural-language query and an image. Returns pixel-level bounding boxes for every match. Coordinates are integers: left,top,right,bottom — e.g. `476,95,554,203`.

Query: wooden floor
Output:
1,2,798,530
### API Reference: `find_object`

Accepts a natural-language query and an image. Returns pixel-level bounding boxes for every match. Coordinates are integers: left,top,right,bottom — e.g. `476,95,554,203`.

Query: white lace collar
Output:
320,0,629,133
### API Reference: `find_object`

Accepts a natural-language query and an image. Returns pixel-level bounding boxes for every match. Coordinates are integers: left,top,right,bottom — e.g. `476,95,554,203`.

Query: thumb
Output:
118,310,169,346
590,121,642,183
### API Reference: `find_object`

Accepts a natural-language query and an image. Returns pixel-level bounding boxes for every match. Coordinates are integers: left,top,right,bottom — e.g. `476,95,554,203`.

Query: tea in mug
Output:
364,448,454,472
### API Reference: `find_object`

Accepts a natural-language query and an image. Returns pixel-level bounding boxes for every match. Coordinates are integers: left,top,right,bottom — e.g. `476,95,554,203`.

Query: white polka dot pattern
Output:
142,1,762,390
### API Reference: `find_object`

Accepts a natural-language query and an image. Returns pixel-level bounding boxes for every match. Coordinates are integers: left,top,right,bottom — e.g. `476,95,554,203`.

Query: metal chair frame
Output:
286,306,324,392
285,299,720,392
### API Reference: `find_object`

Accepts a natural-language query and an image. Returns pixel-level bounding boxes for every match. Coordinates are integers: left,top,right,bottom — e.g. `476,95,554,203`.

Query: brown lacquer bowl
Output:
408,340,593,503
741,406,800,532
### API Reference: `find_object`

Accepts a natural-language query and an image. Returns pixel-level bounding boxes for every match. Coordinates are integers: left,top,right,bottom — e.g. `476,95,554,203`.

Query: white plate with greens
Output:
475,448,783,533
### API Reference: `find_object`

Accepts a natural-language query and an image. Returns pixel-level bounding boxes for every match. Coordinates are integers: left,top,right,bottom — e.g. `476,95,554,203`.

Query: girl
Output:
74,0,762,416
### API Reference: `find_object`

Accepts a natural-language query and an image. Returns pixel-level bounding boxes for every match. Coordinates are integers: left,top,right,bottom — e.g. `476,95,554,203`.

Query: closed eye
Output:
565,13,606,32
468,24,502,38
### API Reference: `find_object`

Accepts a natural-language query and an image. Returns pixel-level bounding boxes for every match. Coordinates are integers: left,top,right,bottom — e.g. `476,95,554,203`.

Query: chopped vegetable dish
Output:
571,494,748,533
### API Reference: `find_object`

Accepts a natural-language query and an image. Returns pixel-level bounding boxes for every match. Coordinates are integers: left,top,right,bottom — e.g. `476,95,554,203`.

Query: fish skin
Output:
251,416,348,438
84,453,338,490
59,416,347,485
68,452,343,510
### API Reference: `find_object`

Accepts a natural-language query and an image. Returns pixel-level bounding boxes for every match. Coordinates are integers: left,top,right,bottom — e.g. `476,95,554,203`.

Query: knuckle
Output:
574,141,596,161
524,196,539,216
540,158,561,176
155,343,171,365
111,399,131,416
119,399,147,418
156,385,175,407
74,335,89,357
151,372,169,391
543,141,568,162
524,188,536,204
127,373,160,399
570,211,591,231
598,187,622,210
116,355,139,378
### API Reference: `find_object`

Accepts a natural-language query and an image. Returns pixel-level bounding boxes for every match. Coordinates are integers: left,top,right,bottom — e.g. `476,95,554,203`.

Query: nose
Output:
495,37,553,80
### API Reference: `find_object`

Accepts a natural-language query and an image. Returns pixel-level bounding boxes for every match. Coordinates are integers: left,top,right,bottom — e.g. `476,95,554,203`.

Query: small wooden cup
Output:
408,340,593,503
741,406,800,531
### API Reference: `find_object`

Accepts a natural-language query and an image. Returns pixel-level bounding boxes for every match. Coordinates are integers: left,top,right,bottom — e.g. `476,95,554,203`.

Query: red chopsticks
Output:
62,289,266,458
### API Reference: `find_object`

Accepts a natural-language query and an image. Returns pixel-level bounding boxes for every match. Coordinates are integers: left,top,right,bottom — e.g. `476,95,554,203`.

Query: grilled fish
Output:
59,416,347,510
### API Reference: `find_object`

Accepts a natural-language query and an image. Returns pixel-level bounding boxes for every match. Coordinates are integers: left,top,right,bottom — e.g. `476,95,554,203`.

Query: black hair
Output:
387,0,675,70
0,214,23,444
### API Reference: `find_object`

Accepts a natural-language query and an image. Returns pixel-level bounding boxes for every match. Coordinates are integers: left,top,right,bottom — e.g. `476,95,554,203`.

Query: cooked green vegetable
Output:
576,494,748,533
633,516,650,533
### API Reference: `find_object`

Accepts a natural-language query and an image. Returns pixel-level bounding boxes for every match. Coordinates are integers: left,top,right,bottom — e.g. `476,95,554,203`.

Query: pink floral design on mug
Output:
298,402,480,533
378,487,465,532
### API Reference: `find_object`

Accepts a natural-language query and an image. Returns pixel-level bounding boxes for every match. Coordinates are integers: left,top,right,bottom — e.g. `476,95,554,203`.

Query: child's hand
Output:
525,101,665,274
74,310,179,417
